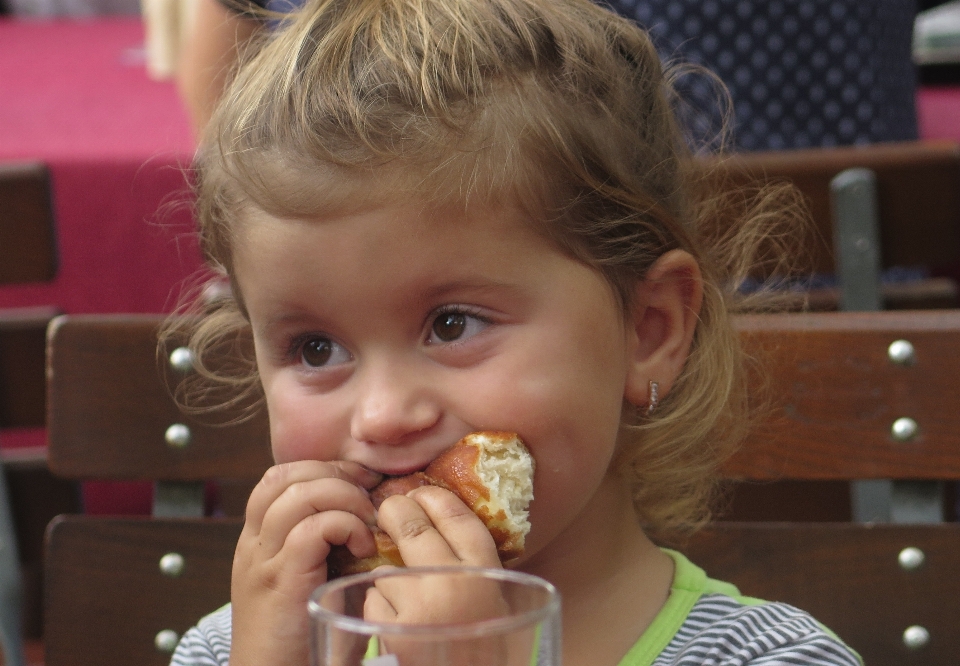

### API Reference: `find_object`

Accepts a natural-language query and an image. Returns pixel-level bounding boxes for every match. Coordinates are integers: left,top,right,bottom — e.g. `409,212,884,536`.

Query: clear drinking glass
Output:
309,566,561,666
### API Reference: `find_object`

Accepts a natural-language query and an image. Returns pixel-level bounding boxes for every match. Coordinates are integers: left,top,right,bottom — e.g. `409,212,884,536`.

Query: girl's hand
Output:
365,489,511,666
229,460,382,666
366,486,505,624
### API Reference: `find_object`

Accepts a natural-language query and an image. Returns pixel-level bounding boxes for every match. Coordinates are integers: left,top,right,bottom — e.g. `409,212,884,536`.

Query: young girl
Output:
170,0,860,664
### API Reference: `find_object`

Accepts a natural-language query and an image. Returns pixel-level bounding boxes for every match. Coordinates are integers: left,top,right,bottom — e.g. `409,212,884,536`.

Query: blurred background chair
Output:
3,0,138,16
0,162,63,666
0,163,56,287
712,140,960,310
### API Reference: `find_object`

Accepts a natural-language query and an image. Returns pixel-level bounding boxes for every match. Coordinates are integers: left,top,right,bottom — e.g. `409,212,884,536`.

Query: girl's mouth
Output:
366,460,434,479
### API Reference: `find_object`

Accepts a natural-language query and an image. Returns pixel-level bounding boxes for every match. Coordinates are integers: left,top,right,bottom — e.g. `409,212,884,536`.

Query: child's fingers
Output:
280,509,378,573
378,486,501,568
370,566,510,628
235,508,377,584
255,476,377,556
407,486,502,566
245,460,380,532
363,583,399,624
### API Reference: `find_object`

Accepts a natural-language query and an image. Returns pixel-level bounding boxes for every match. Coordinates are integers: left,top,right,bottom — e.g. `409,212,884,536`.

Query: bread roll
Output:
327,432,534,578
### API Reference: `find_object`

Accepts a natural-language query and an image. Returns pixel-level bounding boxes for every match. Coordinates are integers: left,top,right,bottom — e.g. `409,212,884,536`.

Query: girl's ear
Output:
623,249,704,410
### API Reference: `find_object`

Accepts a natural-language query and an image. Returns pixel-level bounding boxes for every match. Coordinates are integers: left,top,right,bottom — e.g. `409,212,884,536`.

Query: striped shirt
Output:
170,551,861,666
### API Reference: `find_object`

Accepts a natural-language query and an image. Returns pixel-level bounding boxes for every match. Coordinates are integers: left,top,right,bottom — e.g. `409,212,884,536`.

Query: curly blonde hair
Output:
177,0,806,543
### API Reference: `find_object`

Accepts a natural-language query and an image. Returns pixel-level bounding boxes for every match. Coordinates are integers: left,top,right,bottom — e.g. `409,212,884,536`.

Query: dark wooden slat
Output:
719,480,853,522
44,516,242,666
46,315,273,481
729,310,960,480
0,307,59,428
714,141,960,275
8,467,81,640
736,309,960,333
684,523,960,666
0,162,57,284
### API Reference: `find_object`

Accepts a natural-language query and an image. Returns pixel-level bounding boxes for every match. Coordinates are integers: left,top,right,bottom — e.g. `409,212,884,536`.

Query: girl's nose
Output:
349,361,441,446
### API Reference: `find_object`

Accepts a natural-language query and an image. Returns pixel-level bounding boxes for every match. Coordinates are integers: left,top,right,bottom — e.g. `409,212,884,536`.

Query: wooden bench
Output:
44,311,960,666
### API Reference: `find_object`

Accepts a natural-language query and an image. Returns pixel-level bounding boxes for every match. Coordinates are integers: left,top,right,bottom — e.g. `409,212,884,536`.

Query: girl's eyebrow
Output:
256,311,328,338
419,279,527,303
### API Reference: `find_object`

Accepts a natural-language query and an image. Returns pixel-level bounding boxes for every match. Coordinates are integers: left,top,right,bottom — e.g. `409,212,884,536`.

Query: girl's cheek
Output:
268,402,339,464
271,428,339,463
261,370,334,461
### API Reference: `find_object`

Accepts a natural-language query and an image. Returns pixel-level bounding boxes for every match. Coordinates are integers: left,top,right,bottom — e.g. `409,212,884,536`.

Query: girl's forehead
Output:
225,170,628,331
231,199,596,303
230,199,623,321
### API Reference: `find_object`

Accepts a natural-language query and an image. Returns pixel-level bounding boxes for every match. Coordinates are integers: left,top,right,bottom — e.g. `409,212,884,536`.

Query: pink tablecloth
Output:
0,17,205,514
0,17,203,314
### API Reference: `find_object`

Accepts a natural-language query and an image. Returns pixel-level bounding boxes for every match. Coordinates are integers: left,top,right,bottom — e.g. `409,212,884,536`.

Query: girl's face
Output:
232,201,637,561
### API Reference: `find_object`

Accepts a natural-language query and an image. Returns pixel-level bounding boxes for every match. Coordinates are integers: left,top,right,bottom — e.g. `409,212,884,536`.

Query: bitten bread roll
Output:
327,432,534,578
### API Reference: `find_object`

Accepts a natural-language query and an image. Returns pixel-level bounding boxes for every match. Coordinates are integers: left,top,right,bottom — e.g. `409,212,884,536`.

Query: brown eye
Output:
301,338,333,367
432,312,467,342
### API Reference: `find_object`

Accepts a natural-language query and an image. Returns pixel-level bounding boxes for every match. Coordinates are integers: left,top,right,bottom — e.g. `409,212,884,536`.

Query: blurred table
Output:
0,17,205,514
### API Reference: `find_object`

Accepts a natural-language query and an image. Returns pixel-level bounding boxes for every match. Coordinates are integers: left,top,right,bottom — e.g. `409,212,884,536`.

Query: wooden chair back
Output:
683,309,960,666
0,307,64,660
46,314,271,484
44,311,960,665
45,314,270,666
728,309,960,481
0,308,57,433
44,517,242,666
